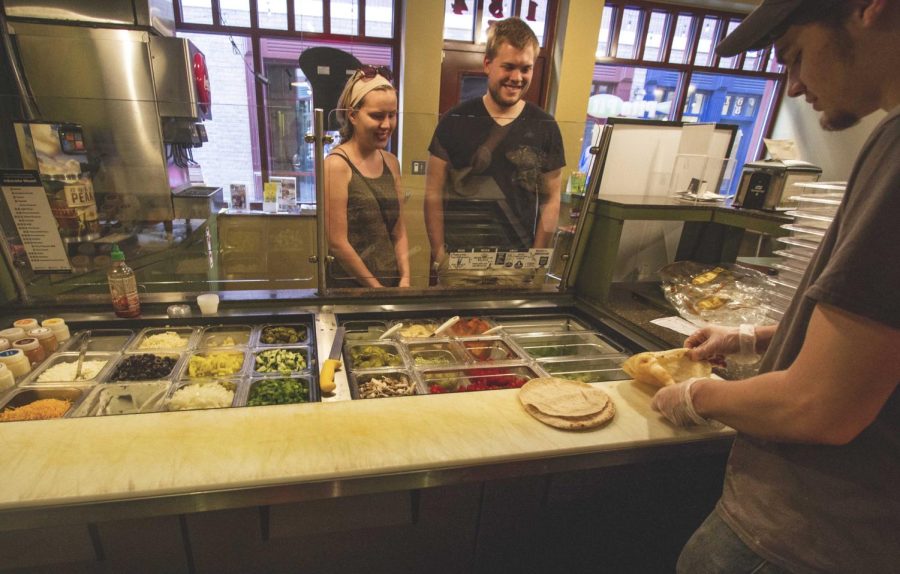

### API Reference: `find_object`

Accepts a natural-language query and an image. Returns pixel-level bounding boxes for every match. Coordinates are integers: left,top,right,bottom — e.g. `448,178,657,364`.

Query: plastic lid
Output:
42,318,66,327
0,327,25,339
29,327,54,339
111,244,125,261
13,318,38,328
13,337,39,351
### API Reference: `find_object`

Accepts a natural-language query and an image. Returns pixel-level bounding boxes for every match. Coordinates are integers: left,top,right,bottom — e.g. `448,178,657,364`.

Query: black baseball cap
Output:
716,0,804,57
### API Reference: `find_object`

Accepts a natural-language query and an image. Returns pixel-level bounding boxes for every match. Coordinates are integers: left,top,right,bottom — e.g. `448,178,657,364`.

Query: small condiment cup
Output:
197,294,220,315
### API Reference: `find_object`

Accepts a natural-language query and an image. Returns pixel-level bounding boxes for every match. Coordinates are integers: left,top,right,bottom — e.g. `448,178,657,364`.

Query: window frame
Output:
595,1,786,163
174,0,403,199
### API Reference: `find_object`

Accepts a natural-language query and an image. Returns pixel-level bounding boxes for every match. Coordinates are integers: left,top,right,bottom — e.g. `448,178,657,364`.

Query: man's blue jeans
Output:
677,511,792,574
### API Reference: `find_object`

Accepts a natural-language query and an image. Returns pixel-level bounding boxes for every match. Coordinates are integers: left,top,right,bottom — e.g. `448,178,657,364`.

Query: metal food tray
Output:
163,378,244,411
389,319,441,340
106,351,184,383
182,349,250,379
406,340,469,369
349,368,423,400
0,386,90,421
445,316,496,337
344,341,408,372
23,351,119,386
128,326,198,352
490,315,589,334
254,323,311,346
418,363,544,394
250,346,311,377
198,325,253,348
245,374,320,406
63,329,136,353
510,331,624,360
457,336,522,363
344,320,390,342
72,381,170,417
539,356,630,384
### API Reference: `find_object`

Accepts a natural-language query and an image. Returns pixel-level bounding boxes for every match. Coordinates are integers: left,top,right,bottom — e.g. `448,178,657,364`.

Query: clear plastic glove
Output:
651,377,720,427
684,326,741,362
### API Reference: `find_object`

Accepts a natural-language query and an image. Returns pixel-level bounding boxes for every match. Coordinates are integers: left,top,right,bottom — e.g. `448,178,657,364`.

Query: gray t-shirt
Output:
717,105,900,573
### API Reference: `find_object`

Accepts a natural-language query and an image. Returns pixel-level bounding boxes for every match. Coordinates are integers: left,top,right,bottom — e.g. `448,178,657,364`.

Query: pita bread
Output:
518,377,610,417
622,348,711,388
518,378,616,430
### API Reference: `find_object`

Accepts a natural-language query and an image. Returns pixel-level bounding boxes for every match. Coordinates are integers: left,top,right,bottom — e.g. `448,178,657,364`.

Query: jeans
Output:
677,511,793,574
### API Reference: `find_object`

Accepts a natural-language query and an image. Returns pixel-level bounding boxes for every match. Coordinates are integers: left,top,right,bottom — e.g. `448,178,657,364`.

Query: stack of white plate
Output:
765,184,845,321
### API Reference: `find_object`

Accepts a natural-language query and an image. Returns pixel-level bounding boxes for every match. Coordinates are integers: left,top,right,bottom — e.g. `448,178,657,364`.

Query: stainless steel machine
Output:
3,0,211,220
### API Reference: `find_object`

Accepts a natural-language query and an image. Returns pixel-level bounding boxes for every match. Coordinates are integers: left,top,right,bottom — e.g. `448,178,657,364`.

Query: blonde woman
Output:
324,65,410,288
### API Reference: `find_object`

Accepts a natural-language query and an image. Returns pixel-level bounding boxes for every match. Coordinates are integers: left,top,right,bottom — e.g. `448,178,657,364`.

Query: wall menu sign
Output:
0,170,72,272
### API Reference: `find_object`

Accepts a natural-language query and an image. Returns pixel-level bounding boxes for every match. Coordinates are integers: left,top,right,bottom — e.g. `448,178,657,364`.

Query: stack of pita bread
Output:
622,348,711,388
518,377,616,430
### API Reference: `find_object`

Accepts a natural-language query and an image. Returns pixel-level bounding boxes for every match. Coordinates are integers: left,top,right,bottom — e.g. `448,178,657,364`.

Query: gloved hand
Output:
651,377,720,427
684,326,741,362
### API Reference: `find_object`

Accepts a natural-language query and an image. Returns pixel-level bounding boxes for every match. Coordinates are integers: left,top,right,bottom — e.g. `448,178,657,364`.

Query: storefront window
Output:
643,12,669,62
581,3,785,193
258,0,289,30
296,0,325,33
220,0,252,27
181,0,214,25
331,0,359,36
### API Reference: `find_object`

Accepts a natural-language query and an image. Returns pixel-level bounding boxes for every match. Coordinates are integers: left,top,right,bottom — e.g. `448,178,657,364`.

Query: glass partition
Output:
0,96,594,303
321,108,590,292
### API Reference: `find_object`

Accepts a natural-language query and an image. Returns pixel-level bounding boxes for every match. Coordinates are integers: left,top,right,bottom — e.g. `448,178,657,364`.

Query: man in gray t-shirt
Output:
651,1,900,572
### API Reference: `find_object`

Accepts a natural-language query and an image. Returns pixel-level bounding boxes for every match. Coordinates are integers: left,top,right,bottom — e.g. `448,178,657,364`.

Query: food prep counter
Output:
0,298,733,572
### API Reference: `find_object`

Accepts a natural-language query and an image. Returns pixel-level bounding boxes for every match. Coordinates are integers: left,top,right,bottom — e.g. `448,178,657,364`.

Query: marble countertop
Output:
0,376,731,518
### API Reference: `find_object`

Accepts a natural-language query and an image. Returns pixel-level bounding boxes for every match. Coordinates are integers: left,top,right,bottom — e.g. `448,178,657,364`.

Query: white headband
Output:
349,74,394,108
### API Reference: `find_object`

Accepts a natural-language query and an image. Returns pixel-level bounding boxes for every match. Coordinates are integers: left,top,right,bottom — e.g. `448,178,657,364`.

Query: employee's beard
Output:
821,110,860,132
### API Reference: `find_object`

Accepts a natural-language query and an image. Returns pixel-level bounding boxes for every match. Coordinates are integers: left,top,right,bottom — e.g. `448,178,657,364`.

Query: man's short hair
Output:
485,17,539,61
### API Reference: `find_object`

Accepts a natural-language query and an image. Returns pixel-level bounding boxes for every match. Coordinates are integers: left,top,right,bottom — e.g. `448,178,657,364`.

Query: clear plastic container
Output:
164,379,241,411
245,375,318,406
391,319,440,340
459,337,521,363
27,352,116,384
342,320,389,342
776,236,819,252
540,356,630,383
108,352,182,382
198,325,253,348
183,350,247,379
66,329,135,353
0,386,88,422
420,364,539,394
130,327,197,352
74,381,170,417
491,315,589,334
510,332,624,360
255,324,310,346
350,369,421,400
407,340,468,369
344,341,406,371
251,346,309,376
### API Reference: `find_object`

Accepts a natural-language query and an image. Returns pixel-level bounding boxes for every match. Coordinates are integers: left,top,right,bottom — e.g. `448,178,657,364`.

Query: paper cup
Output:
197,294,220,315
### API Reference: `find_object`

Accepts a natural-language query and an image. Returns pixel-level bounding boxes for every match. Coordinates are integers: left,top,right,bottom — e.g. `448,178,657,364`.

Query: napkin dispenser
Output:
734,159,822,210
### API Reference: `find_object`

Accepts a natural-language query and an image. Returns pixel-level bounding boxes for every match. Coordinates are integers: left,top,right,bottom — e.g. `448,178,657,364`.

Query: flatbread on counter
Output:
518,377,616,430
622,349,711,388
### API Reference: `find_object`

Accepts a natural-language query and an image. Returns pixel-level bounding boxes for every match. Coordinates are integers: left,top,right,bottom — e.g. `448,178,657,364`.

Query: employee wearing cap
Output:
650,1,900,572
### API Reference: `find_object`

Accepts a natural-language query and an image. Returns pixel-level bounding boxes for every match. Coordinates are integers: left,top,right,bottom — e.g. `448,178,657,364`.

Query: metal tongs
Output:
73,330,91,381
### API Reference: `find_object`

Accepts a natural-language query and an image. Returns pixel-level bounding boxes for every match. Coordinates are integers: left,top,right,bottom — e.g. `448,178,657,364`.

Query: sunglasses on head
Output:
356,65,393,81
